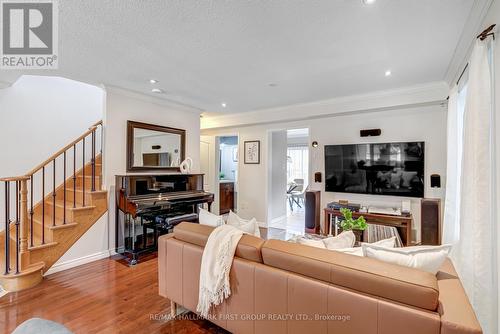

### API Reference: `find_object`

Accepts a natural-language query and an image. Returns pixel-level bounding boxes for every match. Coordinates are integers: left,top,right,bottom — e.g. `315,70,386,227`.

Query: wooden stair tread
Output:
44,197,96,209
50,222,78,231
64,189,106,194
0,261,45,278
28,241,58,251
33,215,70,227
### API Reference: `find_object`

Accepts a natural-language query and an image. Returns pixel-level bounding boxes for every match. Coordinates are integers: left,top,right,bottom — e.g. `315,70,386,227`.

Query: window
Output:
287,145,308,185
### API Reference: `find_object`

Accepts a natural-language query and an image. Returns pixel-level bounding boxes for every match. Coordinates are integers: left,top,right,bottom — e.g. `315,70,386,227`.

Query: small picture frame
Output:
244,140,260,164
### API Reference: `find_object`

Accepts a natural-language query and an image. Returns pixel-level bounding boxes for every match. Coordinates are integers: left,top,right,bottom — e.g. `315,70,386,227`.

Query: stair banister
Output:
19,177,29,270
1,120,103,276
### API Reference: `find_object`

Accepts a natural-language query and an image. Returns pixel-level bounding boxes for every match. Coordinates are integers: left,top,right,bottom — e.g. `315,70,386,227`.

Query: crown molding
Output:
444,0,494,85
201,81,449,130
104,85,203,114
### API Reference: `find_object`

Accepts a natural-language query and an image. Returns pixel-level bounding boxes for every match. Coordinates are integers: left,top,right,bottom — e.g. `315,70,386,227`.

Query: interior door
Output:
200,135,218,213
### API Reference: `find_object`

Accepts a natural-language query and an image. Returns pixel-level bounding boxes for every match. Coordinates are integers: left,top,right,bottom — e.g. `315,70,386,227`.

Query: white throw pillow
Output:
323,231,356,250
227,211,260,237
297,238,327,249
363,236,397,248
362,244,452,274
336,236,397,257
336,247,364,256
198,208,225,227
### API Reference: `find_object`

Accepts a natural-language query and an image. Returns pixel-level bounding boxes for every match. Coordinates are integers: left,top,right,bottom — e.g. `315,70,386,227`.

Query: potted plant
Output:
339,208,367,242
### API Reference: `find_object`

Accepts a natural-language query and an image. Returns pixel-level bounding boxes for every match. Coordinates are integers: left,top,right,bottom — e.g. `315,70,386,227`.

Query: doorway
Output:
286,128,309,233
200,135,239,215
218,136,238,214
267,128,309,234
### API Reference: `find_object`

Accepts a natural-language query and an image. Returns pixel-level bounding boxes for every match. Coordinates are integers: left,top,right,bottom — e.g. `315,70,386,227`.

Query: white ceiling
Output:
0,0,475,114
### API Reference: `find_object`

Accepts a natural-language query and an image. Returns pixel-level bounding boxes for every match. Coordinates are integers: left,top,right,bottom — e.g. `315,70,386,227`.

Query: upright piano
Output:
116,174,214,264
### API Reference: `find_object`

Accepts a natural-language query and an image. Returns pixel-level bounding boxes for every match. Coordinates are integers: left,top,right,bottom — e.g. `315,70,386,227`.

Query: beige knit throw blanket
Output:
196,224,243,318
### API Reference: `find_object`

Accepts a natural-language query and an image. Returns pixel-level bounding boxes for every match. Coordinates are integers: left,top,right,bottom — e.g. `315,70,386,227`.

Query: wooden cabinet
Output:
219,182,234,214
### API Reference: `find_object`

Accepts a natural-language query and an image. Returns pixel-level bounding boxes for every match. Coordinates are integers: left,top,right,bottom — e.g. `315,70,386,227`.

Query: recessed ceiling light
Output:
151,88,163,93
385,70,392,77
149,79,159,84
363,0,376,4
221,102,227,108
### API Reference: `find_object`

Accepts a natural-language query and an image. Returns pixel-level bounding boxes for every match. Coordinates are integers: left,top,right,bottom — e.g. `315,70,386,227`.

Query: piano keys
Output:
115,174,214,264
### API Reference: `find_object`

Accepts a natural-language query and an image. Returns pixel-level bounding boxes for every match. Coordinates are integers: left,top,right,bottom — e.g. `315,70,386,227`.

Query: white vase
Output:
180,157,193,174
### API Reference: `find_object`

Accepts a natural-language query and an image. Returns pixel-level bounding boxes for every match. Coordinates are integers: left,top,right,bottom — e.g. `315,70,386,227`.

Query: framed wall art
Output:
244,140,260,164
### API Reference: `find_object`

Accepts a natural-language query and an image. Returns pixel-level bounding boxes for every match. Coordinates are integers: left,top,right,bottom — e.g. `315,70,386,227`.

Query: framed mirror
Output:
127,120,185,172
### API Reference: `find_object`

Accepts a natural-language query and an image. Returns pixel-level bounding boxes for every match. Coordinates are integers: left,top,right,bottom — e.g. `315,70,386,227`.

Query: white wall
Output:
203,104,447,241
104,88,201,252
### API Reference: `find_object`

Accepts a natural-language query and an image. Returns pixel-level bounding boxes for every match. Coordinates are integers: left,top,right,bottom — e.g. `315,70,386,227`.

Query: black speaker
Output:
430,174,441,188
360,129,381,137
421,198,441,245
314,172,322,183
305,191,320,234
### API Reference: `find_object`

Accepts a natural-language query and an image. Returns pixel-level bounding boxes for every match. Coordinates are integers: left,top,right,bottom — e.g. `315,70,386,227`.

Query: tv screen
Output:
324,142,425,198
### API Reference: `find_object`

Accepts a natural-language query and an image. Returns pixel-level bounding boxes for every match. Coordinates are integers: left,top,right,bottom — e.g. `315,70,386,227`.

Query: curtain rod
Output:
456,63,469,86
477,24,496,40
455,24,496,85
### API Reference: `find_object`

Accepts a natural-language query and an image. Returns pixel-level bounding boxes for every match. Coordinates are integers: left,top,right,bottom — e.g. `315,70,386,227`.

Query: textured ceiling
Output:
0,0,474,113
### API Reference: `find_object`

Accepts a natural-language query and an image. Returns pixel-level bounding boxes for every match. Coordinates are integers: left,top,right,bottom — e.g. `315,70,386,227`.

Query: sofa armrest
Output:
437,259,482,334
158,234,176,298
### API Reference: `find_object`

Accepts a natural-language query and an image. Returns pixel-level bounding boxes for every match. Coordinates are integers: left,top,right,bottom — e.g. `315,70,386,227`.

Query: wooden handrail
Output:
26,121,103,176
0,176,31,182
90,120,103,129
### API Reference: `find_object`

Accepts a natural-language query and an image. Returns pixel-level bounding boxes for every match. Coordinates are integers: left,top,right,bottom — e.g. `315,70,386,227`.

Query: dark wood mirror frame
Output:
126,120,186,172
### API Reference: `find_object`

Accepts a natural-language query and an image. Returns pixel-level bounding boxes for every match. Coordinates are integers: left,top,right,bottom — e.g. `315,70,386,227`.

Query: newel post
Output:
19,178,30,269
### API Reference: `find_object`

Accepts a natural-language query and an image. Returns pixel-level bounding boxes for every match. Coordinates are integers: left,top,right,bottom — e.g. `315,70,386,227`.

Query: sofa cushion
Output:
261,239,439,311
173,222,265,263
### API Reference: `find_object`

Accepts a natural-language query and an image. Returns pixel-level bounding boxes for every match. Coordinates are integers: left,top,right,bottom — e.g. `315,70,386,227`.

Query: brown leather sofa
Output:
158,223,482,334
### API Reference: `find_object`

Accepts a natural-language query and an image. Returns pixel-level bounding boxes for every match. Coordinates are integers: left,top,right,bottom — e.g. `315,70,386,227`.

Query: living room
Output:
0,1,499,334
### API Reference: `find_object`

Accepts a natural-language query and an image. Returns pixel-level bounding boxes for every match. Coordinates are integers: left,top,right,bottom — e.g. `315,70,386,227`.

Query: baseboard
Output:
44,250,111,276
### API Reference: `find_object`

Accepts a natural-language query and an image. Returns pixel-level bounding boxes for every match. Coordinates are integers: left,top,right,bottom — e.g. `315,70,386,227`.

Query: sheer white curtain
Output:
443,84,467,245
444,39,497,334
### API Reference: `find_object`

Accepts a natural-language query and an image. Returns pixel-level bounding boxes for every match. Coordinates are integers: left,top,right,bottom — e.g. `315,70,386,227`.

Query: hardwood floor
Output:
0,254,228,334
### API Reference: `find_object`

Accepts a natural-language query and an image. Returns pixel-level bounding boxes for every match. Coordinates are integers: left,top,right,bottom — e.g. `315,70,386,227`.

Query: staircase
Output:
0,121,106,292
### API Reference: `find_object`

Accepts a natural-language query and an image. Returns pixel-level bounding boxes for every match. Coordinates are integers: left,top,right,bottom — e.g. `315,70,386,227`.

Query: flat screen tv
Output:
324,142,425,198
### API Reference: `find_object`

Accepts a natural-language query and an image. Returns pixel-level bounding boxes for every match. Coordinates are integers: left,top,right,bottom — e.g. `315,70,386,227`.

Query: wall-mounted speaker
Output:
421,198,441,245
430,174,441,188
314,172,322,183
305,191,321,234
360,129,381,137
